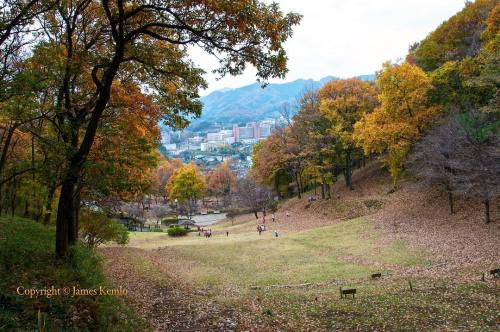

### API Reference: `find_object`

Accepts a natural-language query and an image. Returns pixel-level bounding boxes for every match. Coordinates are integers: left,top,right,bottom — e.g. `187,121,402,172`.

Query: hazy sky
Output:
190,0,465,95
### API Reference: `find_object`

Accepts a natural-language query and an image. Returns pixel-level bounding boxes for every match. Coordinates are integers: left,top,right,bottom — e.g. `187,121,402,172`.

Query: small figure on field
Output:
272,213,276,222
226,231,229,237
257,224,262,235
286,211,290,217
274,230,279,237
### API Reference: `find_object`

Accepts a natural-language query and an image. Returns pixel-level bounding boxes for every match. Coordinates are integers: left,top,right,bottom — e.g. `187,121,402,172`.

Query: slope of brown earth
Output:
273,160,500,275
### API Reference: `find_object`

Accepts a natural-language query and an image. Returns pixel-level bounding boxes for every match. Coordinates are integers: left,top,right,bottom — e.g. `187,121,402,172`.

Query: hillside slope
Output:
275,161,500,274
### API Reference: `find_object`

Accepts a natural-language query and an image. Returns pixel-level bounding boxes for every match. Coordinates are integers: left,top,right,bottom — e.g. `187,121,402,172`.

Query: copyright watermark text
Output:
16,286,127,298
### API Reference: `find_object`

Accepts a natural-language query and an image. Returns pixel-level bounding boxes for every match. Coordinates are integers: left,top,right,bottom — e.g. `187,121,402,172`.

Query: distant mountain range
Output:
188,74,375,130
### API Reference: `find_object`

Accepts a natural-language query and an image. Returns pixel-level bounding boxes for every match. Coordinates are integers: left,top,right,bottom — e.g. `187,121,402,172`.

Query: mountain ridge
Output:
189,74,375,130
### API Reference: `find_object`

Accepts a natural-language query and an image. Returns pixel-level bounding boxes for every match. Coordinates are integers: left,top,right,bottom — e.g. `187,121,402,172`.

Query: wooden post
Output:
408,280,413,292
339,287,343,299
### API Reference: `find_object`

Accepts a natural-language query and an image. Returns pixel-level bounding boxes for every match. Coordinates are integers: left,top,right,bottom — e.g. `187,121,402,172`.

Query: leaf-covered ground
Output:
101,162,500,331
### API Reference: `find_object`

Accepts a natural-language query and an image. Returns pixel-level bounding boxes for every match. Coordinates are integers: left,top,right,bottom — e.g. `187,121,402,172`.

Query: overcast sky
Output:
190,0,465,96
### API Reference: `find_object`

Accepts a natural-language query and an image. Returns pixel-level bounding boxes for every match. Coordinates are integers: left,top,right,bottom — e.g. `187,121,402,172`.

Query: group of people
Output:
200,211,292,239
199,229,212,238
255,211,290,237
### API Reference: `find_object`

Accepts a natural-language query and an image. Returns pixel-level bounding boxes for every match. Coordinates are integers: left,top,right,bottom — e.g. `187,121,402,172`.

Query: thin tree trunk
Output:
345,150,353,190
69,188,81,244
43,185,56,225
295,172,301,199
448,191,454,215
11,175,17,216
0,125,15,175
484,200,491,224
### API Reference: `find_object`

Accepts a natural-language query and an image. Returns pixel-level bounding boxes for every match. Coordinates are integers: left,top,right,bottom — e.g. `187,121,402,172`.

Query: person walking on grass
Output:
274,230,279,238
257,224,262,236
272,213,275,223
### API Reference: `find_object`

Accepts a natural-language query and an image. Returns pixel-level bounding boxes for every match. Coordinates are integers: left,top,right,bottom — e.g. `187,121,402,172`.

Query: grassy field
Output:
128,217,428,288
117,215,499,331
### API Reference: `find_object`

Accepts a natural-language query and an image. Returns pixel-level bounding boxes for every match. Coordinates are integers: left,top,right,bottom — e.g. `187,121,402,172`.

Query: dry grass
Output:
100,160,500,331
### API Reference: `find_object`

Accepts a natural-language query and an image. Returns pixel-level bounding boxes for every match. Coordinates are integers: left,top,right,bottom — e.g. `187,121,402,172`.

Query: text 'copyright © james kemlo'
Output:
16,286,128,298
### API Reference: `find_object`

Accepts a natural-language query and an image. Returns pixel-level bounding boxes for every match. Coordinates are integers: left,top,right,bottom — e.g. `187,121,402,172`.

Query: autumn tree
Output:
234,177,275,219
454,111,499,223
353,62,440,185
318,79,377,189
206,159,236,208
408,0,497,72
155,158,183,203
167,163,205,219
29,0,300,257
408,117,463,214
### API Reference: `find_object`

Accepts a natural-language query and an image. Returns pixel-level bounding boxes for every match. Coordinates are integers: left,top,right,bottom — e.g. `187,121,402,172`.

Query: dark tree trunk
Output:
69,188,81,244
0,125,15,175
11,175,17,216
326,183,331,199
54,44,124,258
484,200,491,224
43,185,56,225
295,172,301,199
56,178,75,258
345,150,353,190
321,181,325,199
24,200,29,217
448,191,454,215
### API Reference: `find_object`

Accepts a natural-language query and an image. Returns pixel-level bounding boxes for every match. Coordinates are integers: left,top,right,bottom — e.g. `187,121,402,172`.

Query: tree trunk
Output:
321,181,325,199
0,125,15,176
54,45,124,257
345,150,353,190
43,185,56,225
295,172,301,199
24,200,29,217
448,191,454,215
56,178,75,258
484,200,491,224
69,188,81,244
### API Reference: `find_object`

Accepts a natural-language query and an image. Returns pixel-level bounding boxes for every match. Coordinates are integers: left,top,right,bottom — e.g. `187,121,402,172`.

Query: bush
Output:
167,226,189,237
80,209,129,248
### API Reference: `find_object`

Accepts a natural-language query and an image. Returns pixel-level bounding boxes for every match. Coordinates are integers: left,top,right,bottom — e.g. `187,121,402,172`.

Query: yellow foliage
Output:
353,62,441,184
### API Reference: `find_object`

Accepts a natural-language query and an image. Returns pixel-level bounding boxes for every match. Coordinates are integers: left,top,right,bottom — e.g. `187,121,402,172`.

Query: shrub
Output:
167,226,189,237
79,210,129,249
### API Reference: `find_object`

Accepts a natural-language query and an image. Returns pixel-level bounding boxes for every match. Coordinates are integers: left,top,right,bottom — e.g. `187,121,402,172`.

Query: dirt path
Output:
100,247,251,332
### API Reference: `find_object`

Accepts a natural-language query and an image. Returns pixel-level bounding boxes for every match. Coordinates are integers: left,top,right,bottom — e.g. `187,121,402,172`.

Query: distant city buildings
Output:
161,119,276,175
230,120,275,142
